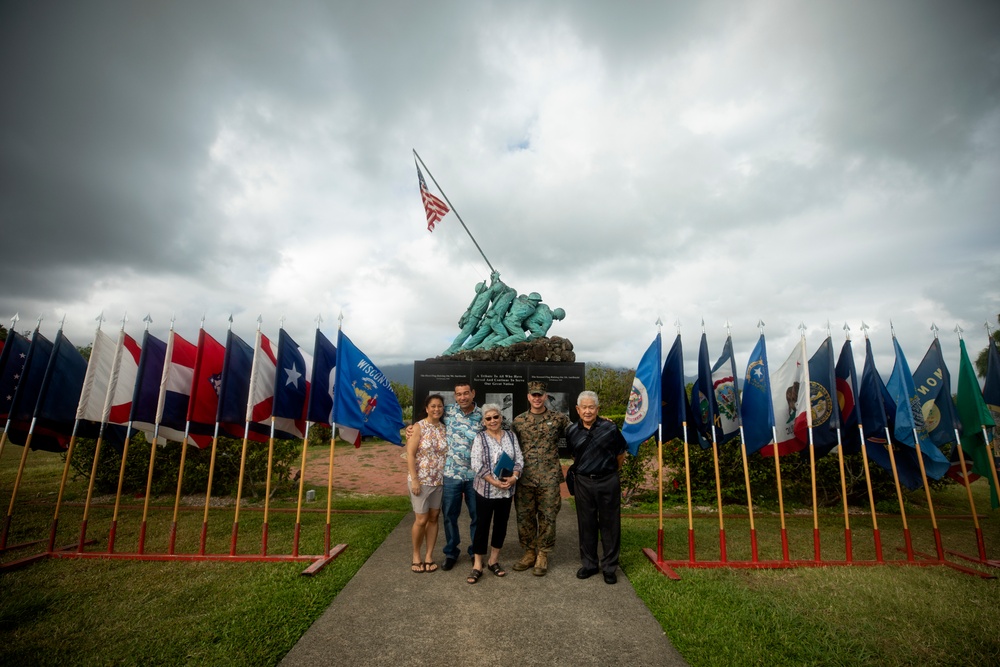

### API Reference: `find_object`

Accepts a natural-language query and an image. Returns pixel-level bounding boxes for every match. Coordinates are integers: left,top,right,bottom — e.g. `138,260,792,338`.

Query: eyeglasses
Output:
484,415,501,421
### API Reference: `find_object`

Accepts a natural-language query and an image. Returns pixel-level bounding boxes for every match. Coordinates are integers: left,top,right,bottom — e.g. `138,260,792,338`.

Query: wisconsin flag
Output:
332,330,404,445
622,334,661,455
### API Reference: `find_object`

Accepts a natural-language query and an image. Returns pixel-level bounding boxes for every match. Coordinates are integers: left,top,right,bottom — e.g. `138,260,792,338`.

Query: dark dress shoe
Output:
603,571,617,585
442,557,457,571
576,567,599,579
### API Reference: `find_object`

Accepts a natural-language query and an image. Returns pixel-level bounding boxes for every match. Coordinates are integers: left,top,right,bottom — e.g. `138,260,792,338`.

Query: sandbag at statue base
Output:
436,336,575,363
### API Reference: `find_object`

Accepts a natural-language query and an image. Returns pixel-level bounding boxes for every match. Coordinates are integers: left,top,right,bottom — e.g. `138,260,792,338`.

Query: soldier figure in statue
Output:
463,281,516,350
492,292,541,347
525,304,565,340
442,271,502,355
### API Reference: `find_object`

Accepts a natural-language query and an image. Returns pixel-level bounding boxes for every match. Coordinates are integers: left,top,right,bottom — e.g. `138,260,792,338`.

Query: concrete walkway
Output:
281,500,687,666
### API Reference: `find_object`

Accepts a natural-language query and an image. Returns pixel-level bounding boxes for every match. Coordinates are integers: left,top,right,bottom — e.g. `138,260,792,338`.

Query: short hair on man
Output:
576,390,599,406
454,380,473,391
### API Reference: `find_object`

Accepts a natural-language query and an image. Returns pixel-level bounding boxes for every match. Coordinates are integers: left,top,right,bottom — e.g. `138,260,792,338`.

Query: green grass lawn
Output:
2,447,999,666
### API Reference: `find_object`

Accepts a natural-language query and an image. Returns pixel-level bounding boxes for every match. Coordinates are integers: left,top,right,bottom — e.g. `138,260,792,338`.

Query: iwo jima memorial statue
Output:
412,151,584,423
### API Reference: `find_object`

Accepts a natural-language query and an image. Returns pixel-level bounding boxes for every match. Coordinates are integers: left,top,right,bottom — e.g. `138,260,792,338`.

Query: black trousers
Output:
574,472,621,573
472,493,513,556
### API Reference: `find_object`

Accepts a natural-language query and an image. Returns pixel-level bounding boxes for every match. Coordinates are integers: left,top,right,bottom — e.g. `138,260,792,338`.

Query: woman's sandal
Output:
411,562,425,573
487,562,506,577
466,568,483,584
423,561,439,573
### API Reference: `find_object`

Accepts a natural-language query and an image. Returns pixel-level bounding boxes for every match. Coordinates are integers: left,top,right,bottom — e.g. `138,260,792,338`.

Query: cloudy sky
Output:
2,0,999,382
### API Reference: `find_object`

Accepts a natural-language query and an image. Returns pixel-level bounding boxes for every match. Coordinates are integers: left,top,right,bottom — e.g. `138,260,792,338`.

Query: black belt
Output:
578,470,615,480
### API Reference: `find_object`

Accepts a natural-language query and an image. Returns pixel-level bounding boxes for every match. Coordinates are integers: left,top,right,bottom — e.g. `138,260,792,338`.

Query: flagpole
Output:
108,313,140,553
832,323,852,563
896,325,944,561
326,313,344,555
1,316,43,551
766,329,790,562
950,325,987,560
676,321,695,564
167,322,190,555
981,321,1000,504
80,313,127,553
412,150,496,275
800,324,821,563
653,319,665,562
0,313,21,467
293,421,310,558
50,312,105,553
198,317,221,556
700,321,727,563
868,326,913,561
854,323,883,561
230,315,259,556
742,320,766,563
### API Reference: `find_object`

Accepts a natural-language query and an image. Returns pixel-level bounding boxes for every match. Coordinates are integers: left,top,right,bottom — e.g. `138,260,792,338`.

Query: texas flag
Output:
272,329,313,435
761,337,809,457
246,331,303,440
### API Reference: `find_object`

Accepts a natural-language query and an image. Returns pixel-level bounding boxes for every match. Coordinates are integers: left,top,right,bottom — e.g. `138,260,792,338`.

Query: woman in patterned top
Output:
406,393,448,572
467,403,524,583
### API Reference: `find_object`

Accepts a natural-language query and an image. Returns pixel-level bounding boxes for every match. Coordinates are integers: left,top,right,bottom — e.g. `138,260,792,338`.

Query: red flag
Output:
416,164,449,231
186,329,225,445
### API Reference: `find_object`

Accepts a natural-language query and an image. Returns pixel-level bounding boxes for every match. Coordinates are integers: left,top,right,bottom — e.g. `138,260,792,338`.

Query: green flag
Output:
956,339,998,508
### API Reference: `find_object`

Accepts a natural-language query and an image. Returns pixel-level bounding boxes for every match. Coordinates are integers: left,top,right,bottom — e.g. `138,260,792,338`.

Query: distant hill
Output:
380,363,415,385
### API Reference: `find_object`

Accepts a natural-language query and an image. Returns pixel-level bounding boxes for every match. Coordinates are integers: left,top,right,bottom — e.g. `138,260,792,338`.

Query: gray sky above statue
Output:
415,151,566,356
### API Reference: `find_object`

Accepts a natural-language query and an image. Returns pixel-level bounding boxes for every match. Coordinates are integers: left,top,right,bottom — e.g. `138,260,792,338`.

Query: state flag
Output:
761,338,809,457
622,334,661,455
332,330,404,445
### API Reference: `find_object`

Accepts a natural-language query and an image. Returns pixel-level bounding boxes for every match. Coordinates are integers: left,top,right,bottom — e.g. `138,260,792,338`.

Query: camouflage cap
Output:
527,380,547,395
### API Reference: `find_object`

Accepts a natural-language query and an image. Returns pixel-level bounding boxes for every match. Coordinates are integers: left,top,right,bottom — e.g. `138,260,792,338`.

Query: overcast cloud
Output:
2,0,999,382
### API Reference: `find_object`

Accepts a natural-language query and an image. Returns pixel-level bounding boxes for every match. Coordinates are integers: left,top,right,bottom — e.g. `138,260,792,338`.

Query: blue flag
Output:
913,338,958,450
6,330,54,447
800,337,841,458
273,329,311,423
0,331,31,423
35,331,87,436
886,336,949,481
307,329,336,426
660,334,688,443
129,332,166,425
859,338,924,490
332,330,404,445
622,334,662,455
740,334,774,455
32,330,87,451
834,339,862,454
690,332,716,448
216,331,254,433
711,336,742,443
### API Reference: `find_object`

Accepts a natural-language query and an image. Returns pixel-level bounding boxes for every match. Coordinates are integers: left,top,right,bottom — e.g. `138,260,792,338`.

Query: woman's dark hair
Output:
414,393,445,424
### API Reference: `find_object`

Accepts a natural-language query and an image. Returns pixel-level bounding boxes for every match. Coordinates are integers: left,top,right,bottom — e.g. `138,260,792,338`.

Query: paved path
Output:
281,500,687,666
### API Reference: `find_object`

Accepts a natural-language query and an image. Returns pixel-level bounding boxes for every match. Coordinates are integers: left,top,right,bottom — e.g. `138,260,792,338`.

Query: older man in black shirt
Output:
566,390,627,584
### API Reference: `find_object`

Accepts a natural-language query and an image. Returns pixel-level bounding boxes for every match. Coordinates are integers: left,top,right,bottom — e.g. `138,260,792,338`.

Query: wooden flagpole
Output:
199,424,221,555
0,317,42,551
800,325,821,563
230,316,262,556
412,150,496,275
292,423,310,557
108,313,141,552
894,325,944,561
0,313,20,468
262,418,276,557
854,323,883,561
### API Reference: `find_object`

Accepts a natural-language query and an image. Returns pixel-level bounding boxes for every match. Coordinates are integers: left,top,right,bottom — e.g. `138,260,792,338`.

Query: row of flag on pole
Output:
621,327,1000,507
0,321,405,456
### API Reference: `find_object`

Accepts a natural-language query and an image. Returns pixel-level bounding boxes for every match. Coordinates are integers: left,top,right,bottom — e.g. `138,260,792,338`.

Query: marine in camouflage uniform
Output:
511,381,571,576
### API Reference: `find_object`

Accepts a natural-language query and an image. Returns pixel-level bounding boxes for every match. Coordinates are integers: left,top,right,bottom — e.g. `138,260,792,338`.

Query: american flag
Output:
416,165,449,231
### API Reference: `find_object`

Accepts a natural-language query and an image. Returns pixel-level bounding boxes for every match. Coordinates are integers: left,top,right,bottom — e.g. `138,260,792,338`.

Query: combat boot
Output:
533,552,548,576
512,549,536,572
